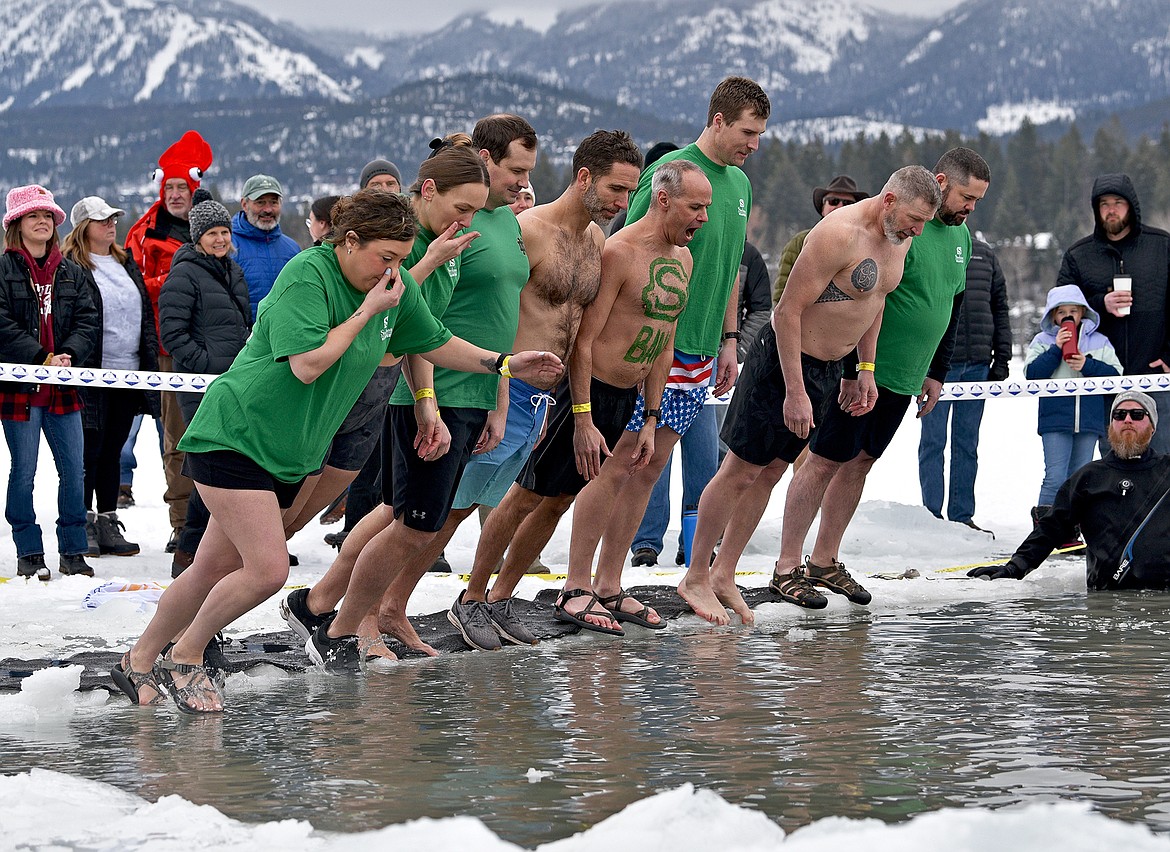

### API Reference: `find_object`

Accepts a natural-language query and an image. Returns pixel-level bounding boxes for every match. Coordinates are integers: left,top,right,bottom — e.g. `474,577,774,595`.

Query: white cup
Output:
1114,275,1132,317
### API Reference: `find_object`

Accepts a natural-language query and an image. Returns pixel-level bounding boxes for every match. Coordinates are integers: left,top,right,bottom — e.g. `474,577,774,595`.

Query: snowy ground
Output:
6,365,1161,849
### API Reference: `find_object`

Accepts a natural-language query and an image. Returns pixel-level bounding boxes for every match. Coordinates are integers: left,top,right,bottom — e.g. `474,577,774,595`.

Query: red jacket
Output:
124,200,184,357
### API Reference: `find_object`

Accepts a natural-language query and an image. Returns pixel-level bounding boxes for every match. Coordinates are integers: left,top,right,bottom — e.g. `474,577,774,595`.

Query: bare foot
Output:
377,608,438,657
556,588,620,631
677,573,731,626
358,614,398,662
712,577,754,626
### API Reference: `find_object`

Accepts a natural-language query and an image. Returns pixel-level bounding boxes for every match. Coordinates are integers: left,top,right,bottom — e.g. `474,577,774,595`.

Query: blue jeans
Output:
917,362,988,522
1039,431,1097,505
632,401,719,555
3,407,88,557
119,413,164,486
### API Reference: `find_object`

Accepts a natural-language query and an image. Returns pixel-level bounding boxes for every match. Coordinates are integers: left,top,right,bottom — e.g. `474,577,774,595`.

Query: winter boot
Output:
59,553,95,576
85,511,101,557
95,511,140,556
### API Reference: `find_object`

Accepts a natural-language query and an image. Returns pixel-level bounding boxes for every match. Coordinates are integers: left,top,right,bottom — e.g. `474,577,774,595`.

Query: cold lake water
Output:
5,586,1170,848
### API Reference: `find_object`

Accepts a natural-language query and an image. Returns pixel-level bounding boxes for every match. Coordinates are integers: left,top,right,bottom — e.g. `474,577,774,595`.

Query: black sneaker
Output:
165,529,182,554
59,553,95,577
324,530,348,551
306,620,361,672
428,551,452,573
447,591,502,651
280,588,336,643
630,547,658,567
487,597,537,646
17,553,50,582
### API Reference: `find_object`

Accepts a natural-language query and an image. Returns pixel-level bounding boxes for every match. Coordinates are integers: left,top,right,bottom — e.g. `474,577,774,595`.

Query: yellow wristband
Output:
857,362,876,372
414,387,435,401
572,402,592,414
500,355,513,379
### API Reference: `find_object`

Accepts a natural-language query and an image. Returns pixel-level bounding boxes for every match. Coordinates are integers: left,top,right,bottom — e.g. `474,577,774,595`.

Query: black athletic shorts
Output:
325,363,401,471
809,385,913,463
518,376,638,497
721,323,844,466
385,404,487,532
184,450,306,509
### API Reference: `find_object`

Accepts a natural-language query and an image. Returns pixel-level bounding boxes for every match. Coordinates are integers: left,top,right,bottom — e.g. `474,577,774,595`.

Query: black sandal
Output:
156,650,224,714
553,588,624,636
597,589,666,630
110,652,166,706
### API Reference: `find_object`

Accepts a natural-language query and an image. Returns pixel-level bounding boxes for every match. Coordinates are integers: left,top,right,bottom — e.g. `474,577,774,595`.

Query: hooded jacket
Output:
230,211,300,321
1025,284,1121,435
158,243,251,420
1056,173,1170,374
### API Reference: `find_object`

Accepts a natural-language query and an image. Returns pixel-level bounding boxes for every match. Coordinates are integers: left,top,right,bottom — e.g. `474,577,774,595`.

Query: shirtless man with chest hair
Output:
681,164,943,625
448,159,711,648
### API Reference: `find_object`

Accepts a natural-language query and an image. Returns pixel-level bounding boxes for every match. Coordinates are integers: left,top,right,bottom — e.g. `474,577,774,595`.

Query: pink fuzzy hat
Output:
3,184,66,230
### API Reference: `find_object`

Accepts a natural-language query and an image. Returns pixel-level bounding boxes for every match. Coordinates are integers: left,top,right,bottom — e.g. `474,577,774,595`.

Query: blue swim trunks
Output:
452,377,555,509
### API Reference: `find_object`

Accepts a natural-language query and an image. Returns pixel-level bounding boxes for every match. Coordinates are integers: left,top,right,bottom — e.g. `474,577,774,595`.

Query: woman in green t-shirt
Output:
113,190,562,714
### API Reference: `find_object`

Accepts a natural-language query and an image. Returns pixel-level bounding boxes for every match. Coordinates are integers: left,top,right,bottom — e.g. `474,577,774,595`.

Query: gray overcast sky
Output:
245,0,964,37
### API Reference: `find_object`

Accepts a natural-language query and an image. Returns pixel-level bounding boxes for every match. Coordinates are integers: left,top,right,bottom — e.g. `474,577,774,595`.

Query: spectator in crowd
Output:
233,174,301,320
737,240,772,361
359,159,402,192
917,237,1012,531
1057,173,1170,453
63,196,160,558
307,195,339,245
124,130,214,555
773,175,868,305
159,197,252,576
1023,284,1121,536
0,185,99,580
970,391,1170,589
509,185,535,215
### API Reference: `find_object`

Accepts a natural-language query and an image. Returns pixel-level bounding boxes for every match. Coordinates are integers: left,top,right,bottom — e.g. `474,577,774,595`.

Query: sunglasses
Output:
1112,408,1150,422
824,197,855,207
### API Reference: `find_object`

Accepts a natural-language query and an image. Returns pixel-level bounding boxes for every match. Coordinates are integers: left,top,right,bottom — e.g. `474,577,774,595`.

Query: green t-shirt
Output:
179,244,452,481
424,205,528,409
874,218,971,396
625,143,751,357
389,226,464,406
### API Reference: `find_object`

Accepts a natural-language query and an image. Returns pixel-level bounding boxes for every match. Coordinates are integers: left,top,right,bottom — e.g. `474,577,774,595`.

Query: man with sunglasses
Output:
772,175,869,305
971,391,1170,589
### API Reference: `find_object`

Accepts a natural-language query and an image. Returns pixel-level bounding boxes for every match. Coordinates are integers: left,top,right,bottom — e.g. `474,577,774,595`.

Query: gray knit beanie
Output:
1112,390,1159,430
359,159,402,189
188,199,232,246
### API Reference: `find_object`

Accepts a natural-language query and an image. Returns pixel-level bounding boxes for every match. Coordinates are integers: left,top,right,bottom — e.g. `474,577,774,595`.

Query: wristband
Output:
644,408,662,421
495,352,513,378
857,362,876,372
572,403,592,414
722,331,740,342
413,387,435,402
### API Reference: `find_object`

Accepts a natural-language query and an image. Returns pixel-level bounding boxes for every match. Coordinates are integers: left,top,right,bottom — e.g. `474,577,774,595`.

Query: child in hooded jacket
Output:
1025,283,1121,515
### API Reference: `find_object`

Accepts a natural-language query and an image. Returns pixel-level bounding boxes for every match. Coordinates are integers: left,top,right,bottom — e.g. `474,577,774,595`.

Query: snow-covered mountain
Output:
0,0,358,110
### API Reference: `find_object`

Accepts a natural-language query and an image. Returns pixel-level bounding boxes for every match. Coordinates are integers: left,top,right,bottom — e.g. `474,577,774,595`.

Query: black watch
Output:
722,331,741,342
644,408,662,421
493,352,512,375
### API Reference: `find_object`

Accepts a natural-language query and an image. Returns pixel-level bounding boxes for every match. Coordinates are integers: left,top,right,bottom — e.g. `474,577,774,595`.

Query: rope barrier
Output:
4,362,1169,402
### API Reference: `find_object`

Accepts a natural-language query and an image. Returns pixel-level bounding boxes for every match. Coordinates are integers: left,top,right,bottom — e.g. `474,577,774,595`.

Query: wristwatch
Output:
644,408,662,421
722,331,741,342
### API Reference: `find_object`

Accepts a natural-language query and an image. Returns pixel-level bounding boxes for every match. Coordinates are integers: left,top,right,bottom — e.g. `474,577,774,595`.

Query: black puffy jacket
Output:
950,238,1012,374
1056,173,1170,374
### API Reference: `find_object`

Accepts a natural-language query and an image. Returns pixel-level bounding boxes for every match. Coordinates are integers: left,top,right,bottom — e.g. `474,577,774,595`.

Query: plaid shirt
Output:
0,384,82,422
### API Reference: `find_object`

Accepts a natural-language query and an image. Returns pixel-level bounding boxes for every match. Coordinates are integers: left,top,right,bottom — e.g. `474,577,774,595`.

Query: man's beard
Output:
882,211,905,245
582,185,615,227
1102,214,1130,236
1109,429,1152,459
246,210,278,232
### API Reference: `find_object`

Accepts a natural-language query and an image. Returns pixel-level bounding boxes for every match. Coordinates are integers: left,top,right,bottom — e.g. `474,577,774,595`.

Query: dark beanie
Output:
188,199,232,246
359,159,402,189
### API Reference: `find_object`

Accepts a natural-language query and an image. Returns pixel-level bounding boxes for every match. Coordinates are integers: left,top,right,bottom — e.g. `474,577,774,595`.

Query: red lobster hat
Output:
152,130,213,200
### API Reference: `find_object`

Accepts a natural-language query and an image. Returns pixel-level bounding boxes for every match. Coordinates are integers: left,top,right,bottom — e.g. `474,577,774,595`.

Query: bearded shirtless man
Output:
449,160,712,647
680,165,943,625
